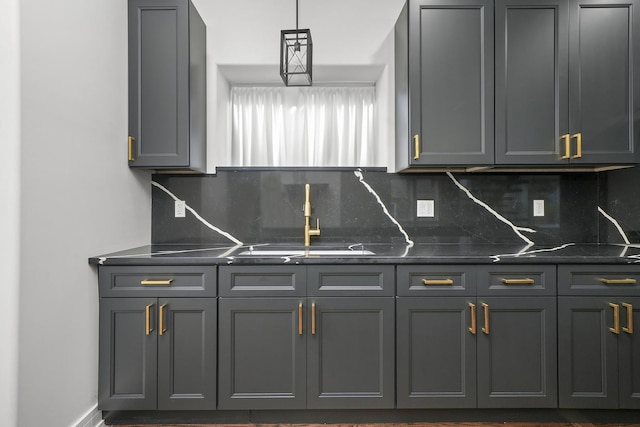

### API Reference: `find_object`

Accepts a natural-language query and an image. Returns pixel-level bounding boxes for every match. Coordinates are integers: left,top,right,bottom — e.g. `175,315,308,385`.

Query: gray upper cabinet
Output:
496,0,639,166
567,0,639,165
399,0,639,170
128,0,206,172
495,0,569,165
395,0,495,170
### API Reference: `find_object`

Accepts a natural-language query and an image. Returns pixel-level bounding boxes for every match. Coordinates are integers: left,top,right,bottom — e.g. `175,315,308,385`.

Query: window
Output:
230,86,379,167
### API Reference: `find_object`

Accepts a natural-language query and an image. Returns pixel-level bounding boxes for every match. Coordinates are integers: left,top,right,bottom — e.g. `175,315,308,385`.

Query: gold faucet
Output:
303,183,320,246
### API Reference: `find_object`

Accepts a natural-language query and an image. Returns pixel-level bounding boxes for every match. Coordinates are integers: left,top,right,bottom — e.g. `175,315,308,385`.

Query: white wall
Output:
17,1,151,426
0,0,21,425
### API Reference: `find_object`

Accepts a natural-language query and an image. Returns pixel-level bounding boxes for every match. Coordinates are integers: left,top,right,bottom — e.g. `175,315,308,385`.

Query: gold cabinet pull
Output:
609,303,621,334
622,303,633,334
298,303,303,335
311,303,316,335
413,134,420,160
571,133,582,158
145,303,154,335
422,278,454,286
128,136,135,161
468,303,476,335
159,304,167,336
501,278,535,285
140,279,173,286
561,133,571,159
481,302,490,335
599,278,637,285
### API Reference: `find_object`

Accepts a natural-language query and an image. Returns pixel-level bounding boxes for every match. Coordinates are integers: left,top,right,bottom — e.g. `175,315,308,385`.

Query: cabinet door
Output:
396,297,476,408
477,297,557,408
618,297,640,409
558,297,619,408
495,0,569,164
99,298,157,410
307,297,395,409
157,298,216,410
217,298,306,410
128,0,200,169
568,0,640,164
408,0,494,165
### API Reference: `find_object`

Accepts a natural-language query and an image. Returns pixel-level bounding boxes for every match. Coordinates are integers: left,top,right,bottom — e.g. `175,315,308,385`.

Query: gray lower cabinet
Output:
558,265,640,408
217,265,395,410
307,297,395,409
397,265,557,409
396,296,477,408
217,297,307,410
98,265,217,411
128,0,206,172
99,297,217,410
476,296,557,408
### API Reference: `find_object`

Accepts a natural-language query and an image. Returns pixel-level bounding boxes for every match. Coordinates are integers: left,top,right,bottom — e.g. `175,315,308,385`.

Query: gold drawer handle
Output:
622,303,633,334
609,303,621,334
145,303,154,335
501,278,535,285
571,133,582,159
299,303,303,336
468,303,476,335
128,136,135,161
312,303,316,335
140,279,174,286
481,303,490,335
413,134,420,160
159,304,167,336
561,134,571,159
422,279,454,286
599,278,637,285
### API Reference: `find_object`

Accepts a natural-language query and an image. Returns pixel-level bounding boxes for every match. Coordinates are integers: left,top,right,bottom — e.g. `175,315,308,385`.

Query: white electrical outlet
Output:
417,200,435,218
533,199,545,217
175,200,186,218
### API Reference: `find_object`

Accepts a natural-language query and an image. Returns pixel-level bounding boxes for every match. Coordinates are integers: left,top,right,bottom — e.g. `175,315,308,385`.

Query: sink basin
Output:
237,248,375,257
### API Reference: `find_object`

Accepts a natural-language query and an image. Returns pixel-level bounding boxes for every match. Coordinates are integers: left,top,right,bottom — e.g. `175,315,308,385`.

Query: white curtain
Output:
231,86,378,167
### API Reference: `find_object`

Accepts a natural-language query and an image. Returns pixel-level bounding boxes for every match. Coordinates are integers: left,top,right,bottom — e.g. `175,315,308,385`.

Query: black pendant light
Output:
280,0,312,86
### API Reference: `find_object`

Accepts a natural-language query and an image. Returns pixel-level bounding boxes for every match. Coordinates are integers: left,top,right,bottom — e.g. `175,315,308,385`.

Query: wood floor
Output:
112,423,640,427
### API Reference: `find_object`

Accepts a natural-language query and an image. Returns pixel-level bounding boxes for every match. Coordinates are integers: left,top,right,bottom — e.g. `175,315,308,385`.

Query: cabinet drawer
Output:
98,266,216,297
307,265,394,296
477,265,555,296
558,265,640,296
219,266,306,297
397,265,476,296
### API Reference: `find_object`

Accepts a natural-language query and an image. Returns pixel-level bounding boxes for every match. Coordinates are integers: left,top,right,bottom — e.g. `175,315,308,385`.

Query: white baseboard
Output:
72,405,104,427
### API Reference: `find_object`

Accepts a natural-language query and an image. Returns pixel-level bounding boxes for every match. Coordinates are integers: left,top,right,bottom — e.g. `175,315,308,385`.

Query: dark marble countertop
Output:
89,242,640,266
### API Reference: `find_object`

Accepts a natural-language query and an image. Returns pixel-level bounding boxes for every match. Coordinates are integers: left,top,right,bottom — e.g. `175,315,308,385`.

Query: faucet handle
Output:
309,218,320,236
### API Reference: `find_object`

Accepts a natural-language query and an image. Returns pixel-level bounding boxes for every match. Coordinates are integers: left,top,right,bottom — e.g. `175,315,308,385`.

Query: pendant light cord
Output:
296,0,299,30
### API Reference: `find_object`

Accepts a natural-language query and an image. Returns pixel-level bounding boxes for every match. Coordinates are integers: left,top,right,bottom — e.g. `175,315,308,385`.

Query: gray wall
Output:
14,1,151,426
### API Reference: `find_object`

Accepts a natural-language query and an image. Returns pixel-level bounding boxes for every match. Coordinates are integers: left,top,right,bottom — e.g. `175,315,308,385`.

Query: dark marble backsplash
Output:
151,166,640,247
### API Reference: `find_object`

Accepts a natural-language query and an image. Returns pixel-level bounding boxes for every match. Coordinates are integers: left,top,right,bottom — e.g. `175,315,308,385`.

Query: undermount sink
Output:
237,248,375,257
